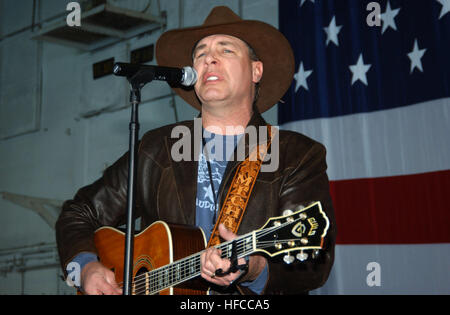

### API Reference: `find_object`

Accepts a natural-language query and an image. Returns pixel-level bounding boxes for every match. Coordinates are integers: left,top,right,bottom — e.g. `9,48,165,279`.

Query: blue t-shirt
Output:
195,130,239,241
195,131,267,294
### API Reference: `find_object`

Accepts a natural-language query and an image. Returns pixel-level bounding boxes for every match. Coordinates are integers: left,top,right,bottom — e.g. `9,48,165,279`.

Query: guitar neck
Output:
132,232,255,295
128,201,329,295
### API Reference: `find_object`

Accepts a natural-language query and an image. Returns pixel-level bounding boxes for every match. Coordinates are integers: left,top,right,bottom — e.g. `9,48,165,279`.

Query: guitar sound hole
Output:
135,267,148,276
134,267,155,295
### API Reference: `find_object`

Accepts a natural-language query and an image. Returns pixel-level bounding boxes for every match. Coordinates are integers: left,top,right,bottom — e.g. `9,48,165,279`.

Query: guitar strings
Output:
123,241,253,294
127,225,287,294
122,208,311,293
120,219,303,295
117,229,258,288
122,238,255,295
121,222,293,294
132,247,265,294
128,221,282,287
132,238,289,295
133,218,317,295
132,244,262,295
131,239,294,295
133,242,259,295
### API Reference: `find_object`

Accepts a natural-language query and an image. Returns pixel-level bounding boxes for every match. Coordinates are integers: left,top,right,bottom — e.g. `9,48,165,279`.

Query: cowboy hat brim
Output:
155,6,294,113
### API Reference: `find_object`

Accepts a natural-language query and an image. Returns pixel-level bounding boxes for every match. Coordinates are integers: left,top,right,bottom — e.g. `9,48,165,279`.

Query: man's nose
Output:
204,50,218,65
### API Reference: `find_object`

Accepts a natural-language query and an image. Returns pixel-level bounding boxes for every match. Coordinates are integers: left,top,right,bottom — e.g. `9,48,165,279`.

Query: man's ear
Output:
252,61,263,83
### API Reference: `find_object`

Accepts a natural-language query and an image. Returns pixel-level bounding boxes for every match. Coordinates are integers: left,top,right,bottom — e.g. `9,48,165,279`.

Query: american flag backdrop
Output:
278,0,450,294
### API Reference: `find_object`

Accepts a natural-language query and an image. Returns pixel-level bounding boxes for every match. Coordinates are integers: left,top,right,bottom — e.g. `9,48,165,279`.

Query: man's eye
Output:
224,49,233,53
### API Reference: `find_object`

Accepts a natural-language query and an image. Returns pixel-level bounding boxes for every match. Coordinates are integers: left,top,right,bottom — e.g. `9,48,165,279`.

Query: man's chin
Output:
197,93,228,107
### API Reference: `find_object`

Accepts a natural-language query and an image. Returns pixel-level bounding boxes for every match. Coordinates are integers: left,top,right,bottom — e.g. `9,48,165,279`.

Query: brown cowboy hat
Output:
155,6,294,113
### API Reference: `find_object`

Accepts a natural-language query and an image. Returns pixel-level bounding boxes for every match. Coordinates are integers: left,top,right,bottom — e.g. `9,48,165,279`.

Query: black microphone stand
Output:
115,64,195,295
121,69,155,295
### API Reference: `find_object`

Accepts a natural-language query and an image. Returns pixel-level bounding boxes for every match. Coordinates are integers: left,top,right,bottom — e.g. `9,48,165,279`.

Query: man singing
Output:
56,6,336,295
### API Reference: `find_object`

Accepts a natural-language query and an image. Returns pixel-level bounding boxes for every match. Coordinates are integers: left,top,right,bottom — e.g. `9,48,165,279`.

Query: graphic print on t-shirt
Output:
196,153,227,213
195,132,240,241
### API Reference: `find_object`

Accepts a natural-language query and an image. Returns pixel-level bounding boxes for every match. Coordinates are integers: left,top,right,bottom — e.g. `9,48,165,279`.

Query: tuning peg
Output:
282,209,295,222
312,249,321,259
283,253,295,264
296,251,308,262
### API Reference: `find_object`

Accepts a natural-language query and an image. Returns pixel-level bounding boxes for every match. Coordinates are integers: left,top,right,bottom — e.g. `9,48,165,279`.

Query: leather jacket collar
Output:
164,110,268,226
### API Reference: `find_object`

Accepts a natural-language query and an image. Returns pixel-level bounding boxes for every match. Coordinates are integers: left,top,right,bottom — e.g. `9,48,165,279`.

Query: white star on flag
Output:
324,16,343,47
349,54,372,86
407,39,427,73
437,0,450,19
299,0,315,7
294,62,313,92
380,1,401,34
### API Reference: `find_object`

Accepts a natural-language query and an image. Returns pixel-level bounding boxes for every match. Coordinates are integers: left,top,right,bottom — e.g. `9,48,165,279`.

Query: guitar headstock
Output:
254,201,330,264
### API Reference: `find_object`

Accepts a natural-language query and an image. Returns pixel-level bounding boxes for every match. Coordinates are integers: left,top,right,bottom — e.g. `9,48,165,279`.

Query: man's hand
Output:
80,261,122,295
200,224,267,287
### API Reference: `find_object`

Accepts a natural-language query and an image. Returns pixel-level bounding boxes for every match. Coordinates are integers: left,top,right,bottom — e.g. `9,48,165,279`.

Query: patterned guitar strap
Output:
207,125,275,248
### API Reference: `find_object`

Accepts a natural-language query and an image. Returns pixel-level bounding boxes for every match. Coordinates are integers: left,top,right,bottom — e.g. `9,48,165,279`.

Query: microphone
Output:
113,62,197,87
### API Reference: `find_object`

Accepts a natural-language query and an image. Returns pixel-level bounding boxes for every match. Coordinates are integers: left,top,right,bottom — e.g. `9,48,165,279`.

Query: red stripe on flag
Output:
330,170,450,244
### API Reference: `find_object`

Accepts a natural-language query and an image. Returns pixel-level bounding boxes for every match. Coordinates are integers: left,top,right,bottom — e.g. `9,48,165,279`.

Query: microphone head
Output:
182,67,198,86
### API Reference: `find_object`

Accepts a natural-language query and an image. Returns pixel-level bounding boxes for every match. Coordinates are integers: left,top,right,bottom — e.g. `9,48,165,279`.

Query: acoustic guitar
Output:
92,201,330,295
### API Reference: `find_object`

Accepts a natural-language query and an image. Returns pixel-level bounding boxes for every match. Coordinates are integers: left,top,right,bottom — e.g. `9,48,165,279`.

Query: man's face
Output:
192,34,262,109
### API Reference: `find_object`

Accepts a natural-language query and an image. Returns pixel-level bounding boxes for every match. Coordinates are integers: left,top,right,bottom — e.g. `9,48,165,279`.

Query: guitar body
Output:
94,221,208,295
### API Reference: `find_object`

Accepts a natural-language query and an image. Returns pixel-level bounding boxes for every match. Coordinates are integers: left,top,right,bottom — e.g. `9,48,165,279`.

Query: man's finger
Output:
218,223,237,241
97,277,121,295
105,272,122,294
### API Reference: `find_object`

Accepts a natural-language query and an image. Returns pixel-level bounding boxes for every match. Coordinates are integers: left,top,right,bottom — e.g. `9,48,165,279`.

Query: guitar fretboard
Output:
132,232,255,295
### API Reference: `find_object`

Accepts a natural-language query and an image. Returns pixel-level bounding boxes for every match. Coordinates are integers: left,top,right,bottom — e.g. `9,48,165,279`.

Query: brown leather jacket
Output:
56,112,336,294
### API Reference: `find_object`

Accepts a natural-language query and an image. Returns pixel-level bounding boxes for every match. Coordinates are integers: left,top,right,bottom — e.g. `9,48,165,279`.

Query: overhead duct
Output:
32,0,166,51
